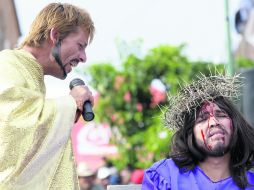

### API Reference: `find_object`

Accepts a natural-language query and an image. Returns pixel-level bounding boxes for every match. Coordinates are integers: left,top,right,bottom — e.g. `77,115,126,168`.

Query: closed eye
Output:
78,42,87,51
78,43,84,50
196,114,209,123
215,112,228,118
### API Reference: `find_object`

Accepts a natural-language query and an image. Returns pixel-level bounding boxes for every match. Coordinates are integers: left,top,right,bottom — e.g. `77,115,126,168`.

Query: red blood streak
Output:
201,129,212,150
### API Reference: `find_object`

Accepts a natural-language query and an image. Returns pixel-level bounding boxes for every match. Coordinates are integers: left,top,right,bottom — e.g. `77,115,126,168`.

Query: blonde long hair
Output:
20,3,95,48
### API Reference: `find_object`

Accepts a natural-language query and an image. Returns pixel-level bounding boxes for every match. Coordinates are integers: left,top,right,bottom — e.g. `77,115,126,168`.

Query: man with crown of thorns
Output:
142,73,254,190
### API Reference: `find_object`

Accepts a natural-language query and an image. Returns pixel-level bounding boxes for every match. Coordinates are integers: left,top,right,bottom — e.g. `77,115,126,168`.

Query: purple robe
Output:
142,159,254,190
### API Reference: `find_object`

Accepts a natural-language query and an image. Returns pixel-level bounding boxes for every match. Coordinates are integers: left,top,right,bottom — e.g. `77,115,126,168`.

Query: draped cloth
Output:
0,49,79,189
142,158,254,190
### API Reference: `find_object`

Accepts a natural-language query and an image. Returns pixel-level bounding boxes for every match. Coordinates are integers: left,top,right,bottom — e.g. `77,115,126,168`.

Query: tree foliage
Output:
81,44,252,169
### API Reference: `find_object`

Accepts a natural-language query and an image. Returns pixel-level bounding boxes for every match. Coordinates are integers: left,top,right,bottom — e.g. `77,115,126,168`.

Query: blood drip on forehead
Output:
200,101,220,128
200,101,214,116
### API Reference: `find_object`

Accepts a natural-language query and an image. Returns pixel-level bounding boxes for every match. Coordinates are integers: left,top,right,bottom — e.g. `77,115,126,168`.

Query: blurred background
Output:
1,0,254,187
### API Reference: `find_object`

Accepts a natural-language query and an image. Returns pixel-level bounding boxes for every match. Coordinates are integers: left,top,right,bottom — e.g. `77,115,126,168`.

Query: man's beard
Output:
196,140,231,157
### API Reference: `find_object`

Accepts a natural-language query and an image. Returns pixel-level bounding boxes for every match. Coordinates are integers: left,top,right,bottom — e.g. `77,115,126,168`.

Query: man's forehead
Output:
199,102,225,114
201,101,218,108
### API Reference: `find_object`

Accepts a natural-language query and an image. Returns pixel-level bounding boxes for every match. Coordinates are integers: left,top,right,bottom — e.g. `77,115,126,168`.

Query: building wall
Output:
0,0,21,50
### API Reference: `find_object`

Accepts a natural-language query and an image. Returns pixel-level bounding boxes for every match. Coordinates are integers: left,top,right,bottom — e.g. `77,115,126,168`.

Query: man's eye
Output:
196,115,207,123
79,44,83,50
216,113,228,118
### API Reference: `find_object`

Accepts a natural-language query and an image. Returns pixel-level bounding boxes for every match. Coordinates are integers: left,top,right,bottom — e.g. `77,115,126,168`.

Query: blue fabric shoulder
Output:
247,170,254,187
142,158,179,190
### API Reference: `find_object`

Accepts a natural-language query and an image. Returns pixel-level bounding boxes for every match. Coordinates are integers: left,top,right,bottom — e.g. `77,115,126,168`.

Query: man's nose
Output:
79,51,87,63
208,116,218,127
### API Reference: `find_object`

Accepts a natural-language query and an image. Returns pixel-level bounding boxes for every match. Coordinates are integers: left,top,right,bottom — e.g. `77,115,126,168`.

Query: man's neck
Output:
22,44,53,75
198,153,231,182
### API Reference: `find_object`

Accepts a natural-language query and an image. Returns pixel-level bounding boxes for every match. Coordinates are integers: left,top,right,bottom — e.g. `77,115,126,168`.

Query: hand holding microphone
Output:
69,78,94,121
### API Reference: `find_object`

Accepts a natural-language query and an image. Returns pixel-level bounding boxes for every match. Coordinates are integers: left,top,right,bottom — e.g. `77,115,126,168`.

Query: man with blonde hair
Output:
0,3,95,189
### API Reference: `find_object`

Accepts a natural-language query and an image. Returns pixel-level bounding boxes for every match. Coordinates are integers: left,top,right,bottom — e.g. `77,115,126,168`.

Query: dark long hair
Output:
170,96,254,189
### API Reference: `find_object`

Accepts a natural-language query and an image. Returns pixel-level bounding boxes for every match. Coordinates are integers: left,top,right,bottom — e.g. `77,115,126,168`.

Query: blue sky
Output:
14,0,241,97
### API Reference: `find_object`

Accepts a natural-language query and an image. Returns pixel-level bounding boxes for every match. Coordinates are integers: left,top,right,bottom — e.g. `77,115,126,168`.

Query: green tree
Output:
235,57,254,70
81,44,226,169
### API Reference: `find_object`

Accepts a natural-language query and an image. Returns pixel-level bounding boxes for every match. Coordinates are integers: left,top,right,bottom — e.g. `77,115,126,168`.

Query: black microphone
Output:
69,78,94,121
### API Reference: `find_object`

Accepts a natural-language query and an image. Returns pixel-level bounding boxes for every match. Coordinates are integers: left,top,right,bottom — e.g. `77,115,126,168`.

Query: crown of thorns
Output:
164,73,243,130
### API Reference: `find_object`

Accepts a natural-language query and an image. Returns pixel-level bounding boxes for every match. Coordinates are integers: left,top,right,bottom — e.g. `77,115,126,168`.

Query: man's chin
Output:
198,143,230,157
207,144,230,157
56,73,68,80
61,74,68,80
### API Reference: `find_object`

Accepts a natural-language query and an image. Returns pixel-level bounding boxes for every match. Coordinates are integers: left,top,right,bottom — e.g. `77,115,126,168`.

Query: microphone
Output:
69,78,94,121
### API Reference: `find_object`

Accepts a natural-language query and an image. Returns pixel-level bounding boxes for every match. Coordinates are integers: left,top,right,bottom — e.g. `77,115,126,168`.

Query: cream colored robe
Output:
0,49,79,189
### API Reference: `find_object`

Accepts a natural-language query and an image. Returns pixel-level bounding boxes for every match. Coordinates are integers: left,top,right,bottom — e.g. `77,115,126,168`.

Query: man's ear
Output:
49,28,59,45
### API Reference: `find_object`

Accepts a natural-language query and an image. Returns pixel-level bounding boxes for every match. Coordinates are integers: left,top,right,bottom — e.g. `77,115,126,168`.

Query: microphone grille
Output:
69,78,85,90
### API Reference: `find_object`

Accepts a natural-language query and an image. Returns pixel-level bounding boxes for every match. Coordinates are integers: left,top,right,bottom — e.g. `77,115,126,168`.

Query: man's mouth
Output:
209,129,225,138
70,60,79,67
